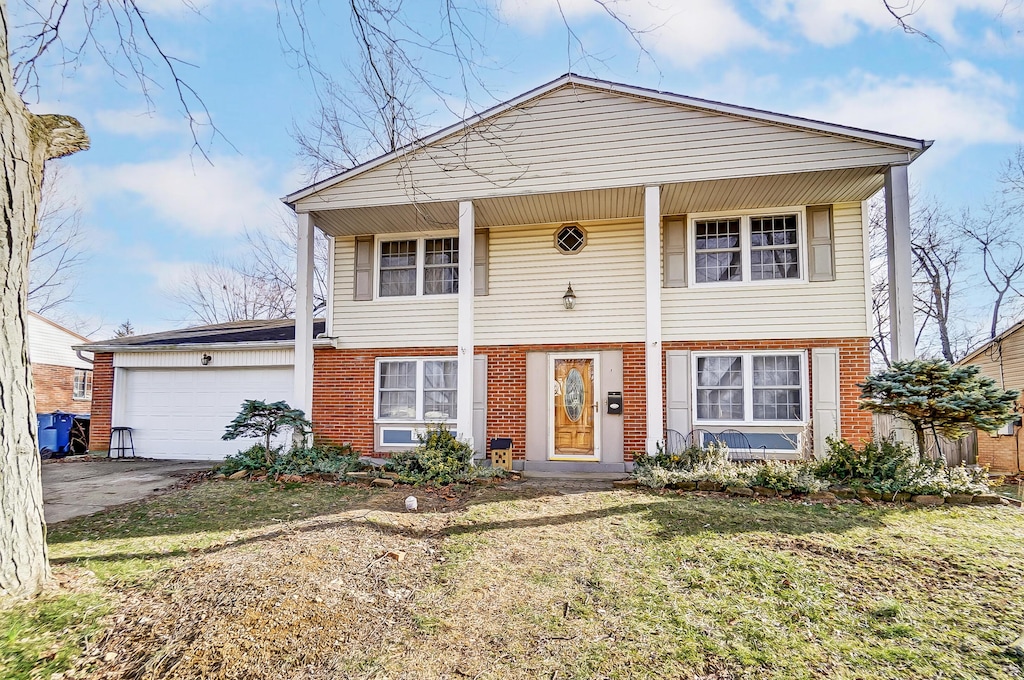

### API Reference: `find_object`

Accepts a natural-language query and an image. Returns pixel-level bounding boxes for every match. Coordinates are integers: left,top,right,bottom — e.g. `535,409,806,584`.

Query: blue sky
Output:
14,0,1024,337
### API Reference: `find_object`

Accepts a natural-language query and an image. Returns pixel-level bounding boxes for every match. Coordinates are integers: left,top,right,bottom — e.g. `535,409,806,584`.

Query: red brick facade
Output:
661,337,873,446
32,363,92,414
976,430,1023,473
88,353,114,452
312,337,873,459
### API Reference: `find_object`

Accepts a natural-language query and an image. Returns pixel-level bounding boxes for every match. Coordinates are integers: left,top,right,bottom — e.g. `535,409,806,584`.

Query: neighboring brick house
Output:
27,312,93,414
958,320,1024,474
277,74,929,473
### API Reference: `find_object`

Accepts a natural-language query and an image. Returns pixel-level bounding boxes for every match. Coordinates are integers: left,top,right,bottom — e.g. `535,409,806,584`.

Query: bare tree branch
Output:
28,163,88,315
169,220,329,325
957,203,1024,339
12,0,229,158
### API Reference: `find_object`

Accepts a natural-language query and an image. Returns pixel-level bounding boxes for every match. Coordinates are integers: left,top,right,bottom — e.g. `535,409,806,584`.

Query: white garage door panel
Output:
118,367,294,460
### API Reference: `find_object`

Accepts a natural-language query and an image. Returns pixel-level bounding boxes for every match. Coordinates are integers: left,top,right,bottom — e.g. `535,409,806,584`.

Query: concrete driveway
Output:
42,458,216,524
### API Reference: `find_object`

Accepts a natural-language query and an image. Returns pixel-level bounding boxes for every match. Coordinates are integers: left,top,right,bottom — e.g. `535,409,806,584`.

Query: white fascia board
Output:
958,319,1024,366
590,78,932,153
283,73,932,209
75,339,334,353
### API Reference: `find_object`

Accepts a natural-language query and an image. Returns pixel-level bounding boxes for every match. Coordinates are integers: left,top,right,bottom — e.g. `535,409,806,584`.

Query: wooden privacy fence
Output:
871,413,977,466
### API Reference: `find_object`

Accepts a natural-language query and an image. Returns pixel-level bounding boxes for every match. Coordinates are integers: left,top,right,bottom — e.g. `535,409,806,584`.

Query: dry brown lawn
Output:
6,478,1024,680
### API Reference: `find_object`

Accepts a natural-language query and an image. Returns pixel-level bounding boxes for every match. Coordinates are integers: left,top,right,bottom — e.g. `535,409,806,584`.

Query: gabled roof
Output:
958,318,1024,366
77,318,327,352
29,311,91,343
284,72,932,207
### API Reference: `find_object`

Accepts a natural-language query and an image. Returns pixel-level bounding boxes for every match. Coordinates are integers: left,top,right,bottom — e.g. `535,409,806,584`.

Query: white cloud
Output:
497,0,775,68
92,108,181,138
86,154,282,236
797,62,1021,149
762,0,1015,46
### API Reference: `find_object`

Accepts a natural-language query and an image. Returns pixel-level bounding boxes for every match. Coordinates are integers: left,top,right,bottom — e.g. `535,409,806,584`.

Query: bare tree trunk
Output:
1,2,88,599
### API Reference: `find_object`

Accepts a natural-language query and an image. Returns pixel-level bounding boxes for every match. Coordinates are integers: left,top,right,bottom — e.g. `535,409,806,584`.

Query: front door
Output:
551,355,600,460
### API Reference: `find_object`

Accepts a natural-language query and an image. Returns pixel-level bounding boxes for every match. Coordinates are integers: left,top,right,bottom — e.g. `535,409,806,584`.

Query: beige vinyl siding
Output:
27,314,92,369
113,349,295,368
298,86,911,212
662,202,869,340
963,330,1024,394
475,221,646,345
333,238,458,348
331,205,870,348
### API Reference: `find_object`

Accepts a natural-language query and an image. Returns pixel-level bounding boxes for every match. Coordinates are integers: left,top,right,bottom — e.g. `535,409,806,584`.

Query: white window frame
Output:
73,368,93,401
374,356,458,424
691,350,809,428
688,207,808,287
374,232,459,299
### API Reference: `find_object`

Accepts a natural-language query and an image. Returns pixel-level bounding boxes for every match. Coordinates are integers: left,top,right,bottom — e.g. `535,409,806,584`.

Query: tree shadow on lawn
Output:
46,480,920,568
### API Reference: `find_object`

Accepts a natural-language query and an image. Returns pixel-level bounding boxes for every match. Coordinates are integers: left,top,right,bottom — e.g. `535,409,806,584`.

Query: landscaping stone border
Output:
211,469,1012,508
647,480,1012,507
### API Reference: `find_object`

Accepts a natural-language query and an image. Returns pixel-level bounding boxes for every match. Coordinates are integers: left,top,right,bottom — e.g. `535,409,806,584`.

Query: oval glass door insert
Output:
563,368,585,422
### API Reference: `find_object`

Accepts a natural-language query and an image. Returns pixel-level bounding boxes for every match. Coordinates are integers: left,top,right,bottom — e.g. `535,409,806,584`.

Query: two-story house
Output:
283,74,927,473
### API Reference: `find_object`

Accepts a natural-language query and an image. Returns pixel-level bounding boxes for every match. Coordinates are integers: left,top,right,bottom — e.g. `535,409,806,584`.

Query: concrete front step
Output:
519,460,630,480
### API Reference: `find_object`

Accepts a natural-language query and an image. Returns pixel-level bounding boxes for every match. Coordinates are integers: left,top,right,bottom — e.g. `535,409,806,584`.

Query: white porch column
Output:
644,185,664,455
885,165,915,362
456,201,476,450
294,212,315,419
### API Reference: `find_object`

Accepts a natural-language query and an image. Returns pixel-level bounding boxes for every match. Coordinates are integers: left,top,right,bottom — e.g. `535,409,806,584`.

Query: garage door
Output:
116,367,294,460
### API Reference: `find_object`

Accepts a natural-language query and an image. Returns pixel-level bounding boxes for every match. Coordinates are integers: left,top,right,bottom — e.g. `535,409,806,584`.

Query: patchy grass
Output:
1,480,369,680
47,479,370,582
0,589,108,679
4,481,1024,679
404,490,1024,679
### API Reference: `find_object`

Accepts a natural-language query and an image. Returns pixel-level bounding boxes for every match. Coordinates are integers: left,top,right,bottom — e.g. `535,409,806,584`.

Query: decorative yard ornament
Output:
859,359,1019,458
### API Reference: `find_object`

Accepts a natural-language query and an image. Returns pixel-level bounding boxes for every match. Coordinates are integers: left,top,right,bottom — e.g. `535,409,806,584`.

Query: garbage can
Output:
51,412,75,453
37,420,59,454
37,411,76,455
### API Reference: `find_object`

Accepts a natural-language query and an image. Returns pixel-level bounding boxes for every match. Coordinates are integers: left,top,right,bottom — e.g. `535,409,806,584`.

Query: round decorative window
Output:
555,224,586,254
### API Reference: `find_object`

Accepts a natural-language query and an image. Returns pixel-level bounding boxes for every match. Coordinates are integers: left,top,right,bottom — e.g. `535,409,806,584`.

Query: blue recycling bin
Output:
38,424,59,453
37,411,76,454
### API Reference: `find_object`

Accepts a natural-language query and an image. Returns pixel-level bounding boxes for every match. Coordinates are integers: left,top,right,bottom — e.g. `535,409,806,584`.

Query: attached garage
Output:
78,319,325,461
117,365,293,460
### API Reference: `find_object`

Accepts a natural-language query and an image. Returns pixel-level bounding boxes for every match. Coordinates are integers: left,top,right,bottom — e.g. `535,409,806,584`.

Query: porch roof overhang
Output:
307,165,889,236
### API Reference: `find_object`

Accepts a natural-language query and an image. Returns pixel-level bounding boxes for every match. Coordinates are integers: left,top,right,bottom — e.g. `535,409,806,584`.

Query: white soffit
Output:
310,167,886,235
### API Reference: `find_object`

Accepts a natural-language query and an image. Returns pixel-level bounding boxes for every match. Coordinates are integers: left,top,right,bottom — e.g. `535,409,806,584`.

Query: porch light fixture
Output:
201,353,213,366
562,282,577,310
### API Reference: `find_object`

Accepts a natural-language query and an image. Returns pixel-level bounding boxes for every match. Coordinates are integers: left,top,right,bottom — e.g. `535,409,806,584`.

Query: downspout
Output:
75,350,94,365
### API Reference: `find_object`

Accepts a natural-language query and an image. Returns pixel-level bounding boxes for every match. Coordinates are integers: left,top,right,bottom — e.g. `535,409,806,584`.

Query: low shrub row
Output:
633,437,997,500
219,424,504,486
219,443,361,477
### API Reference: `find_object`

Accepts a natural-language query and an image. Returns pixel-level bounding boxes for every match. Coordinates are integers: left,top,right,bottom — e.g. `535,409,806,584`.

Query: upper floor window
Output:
73,368,93,400
379,237,458,297
691,211,803,285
